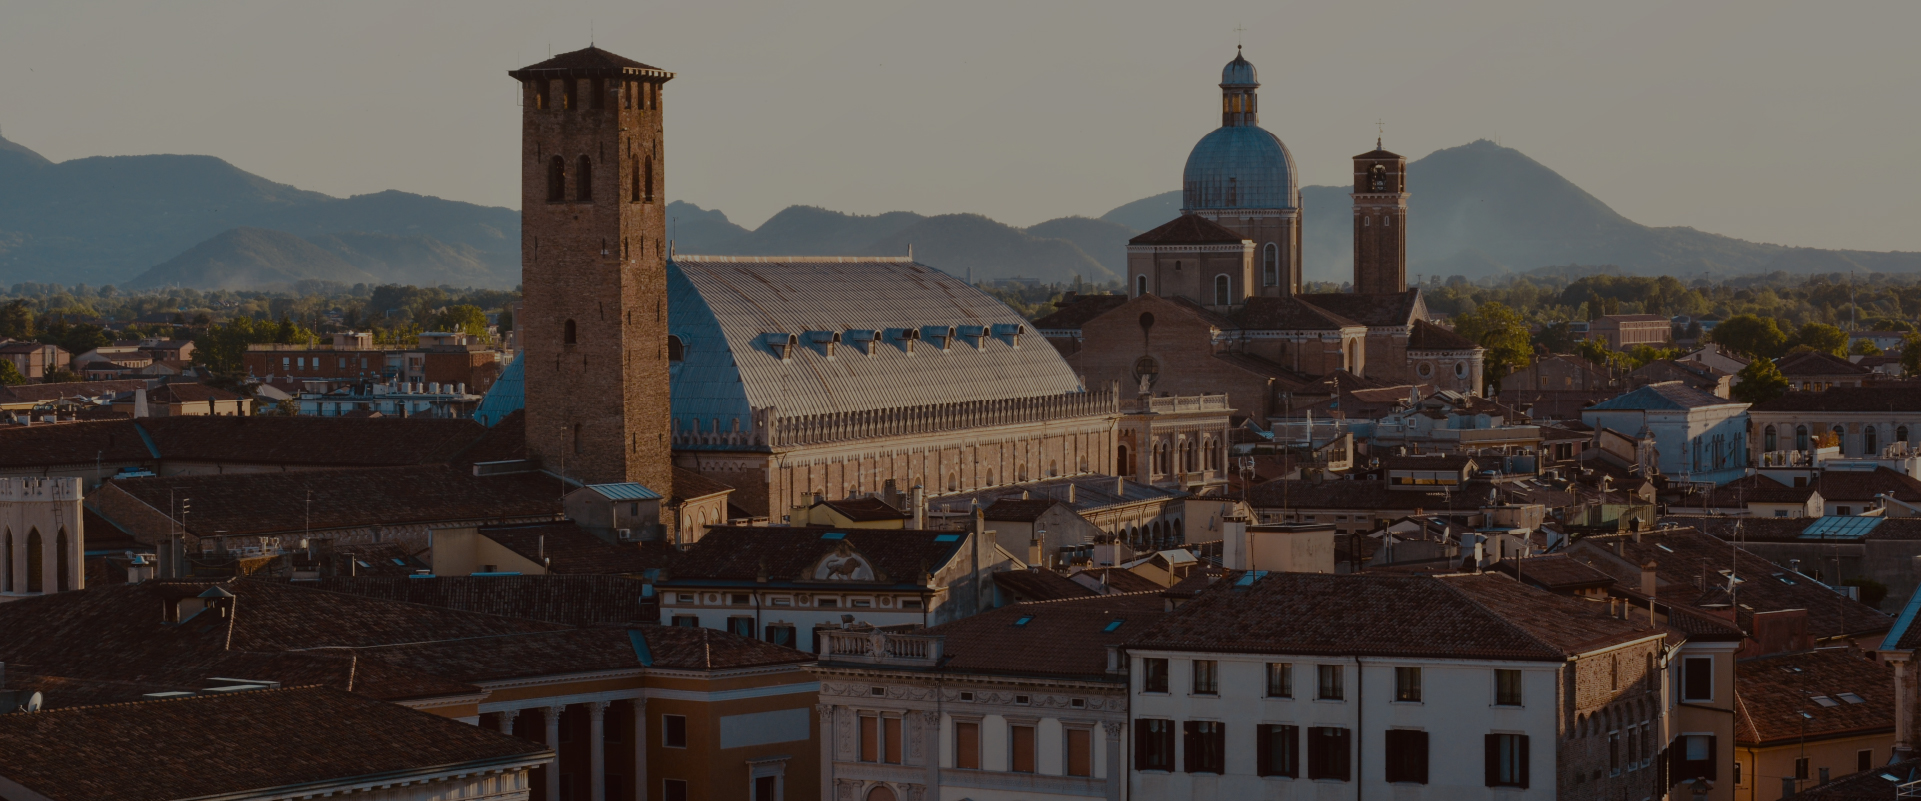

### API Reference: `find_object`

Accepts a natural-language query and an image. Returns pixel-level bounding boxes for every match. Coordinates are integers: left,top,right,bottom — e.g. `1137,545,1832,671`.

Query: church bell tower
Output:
509,47,674,494
1351,139,1408,294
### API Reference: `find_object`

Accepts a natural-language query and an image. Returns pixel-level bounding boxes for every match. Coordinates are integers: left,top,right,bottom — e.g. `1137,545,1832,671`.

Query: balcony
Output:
819,629,944,667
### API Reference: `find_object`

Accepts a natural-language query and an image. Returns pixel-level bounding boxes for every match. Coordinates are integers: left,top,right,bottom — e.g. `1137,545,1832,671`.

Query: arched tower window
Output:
25,529,42,594
667,335,685,362
1867,425,1879,456
532,79,548,110
55,529,69,593
1764,425,1777,452
547,156,565,203
631,158,642,203
563,319,578,345
1263,243,1278,287
1136,275,1148,297
1371,164,1388,192
562,79,577,110
1,530,10,593
1214,275,1231,306
1796,425,1809,451
576,155,593,202
1834,425,1848,455
1901,425,1912,443
643,156,655,202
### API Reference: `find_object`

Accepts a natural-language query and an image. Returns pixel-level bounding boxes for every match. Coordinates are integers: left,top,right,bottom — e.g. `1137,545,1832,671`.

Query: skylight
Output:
1839,692,1866,704
1657,544,1675,553
1812,695,1839,707
820,531,846,540
1014,615,1034,627
1103,619,1124,632
934,534,960,543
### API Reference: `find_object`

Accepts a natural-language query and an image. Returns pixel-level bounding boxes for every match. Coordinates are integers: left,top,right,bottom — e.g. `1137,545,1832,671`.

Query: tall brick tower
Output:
508,47,674,494
1351,139,1408,294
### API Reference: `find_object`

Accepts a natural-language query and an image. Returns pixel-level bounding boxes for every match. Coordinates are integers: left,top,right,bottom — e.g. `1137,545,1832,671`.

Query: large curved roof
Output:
1183,125,1297,211
667,257,1085,446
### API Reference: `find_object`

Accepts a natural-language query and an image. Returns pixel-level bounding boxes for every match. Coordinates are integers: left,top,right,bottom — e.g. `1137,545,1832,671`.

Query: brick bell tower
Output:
1351,139,1408,294
508,47,674,495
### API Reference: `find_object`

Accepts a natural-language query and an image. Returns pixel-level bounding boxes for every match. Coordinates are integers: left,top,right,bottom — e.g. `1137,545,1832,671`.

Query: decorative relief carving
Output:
1102,720,1127,737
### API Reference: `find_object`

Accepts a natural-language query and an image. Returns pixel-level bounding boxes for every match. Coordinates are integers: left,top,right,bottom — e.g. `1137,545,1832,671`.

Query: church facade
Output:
1044,48,1485,424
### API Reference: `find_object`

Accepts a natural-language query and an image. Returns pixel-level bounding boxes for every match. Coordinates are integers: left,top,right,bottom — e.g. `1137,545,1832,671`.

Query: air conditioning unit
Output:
617,529,636,542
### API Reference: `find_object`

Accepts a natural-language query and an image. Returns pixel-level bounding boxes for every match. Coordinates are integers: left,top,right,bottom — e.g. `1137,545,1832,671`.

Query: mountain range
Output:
2,133,1916,290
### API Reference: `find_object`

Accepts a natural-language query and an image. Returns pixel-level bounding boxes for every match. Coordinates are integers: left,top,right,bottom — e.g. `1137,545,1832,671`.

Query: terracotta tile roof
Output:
450,408,527,467
1162,295,1239,329
1407,319,1477,350
1128,214,1247,245
1031,294,1128,332
304,574,659,627
0,379,152,404
1568,529,1894,641
355,628,646,684
1502,389,1617,420
1128,571,1661,661
816,496,909,521
0,419,152,468
1751,385,1921,413
633,624,817,671
1297,290,1424,328
1777,350,1873,377
982,497,1058,522
1701,468,1921,508
1491,553,1618,591
139,415,486,467
0,686,550,801
100,465,564,539
1784,759,1921,800
661,526,970,590
1736,647,1894,746
921,591,1167,679
478,521,671,574
1071,567,1165,594
510,45,664,75
146,383,243,403
993,569,1097,602
1233,296,1362,331
1245,479,1487,512
1211,350,1314,386
672,467,735,503
1162,565,1232,599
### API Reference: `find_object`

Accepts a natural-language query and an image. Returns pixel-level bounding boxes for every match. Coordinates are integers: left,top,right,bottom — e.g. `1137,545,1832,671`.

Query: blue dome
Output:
1182,125,1297,210
1221,48,1258,87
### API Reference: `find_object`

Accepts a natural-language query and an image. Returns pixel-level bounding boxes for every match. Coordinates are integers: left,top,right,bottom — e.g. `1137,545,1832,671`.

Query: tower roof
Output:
1354,139,1404,160
1220,46,1258,87
1128,214,1248,246
508,46,673,80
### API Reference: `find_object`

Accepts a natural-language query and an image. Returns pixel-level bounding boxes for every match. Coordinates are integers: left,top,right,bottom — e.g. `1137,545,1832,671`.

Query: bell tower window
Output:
564,319,578,345
1263,243,1279,286
576,156,593,202
547,156,565,202
1214,275,1231,306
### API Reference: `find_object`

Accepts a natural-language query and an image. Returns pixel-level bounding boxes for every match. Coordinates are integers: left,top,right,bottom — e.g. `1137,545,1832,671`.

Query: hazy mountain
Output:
0,134,519,287
1101,140,1921,282
128,228,377,290
305,232,500,286
863,214,1113,283
1024,216,1135,277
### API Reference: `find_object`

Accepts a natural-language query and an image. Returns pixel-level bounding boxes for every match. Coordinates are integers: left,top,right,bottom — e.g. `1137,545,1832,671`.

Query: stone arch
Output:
866,785,898,801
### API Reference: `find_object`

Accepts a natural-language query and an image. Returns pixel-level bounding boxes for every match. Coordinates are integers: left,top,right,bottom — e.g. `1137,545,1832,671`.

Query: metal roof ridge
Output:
673,255,916,263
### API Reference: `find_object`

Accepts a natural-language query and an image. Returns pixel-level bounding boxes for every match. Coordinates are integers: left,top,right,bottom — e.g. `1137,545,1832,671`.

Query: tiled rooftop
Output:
102,465,565,538
1736,647,1894,745
993,569,1097,602
919,591,1167,679
478,521,674,574
662,526,969,590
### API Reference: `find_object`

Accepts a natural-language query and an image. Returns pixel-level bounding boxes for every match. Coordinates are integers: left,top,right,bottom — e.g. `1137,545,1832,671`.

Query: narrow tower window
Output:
25,529,42,594
1214,275,1231,306
624,80,633,109
591,78,605,110
547,156,565,202
573,424,583,455
563,79,576,110
1136,275,1149,297
632,160,642,202
576,156,593,202
644,157,655,202
532,79,548,110
1263,243,1279,287
564,319,578,345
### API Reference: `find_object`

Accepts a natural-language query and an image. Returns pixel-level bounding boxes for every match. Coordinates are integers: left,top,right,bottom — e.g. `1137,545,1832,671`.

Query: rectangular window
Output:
1861,749,1874,773
1135,719,1175,771
1318,664,1345,700
1395,667,1422,702
954,721,980,769
1066,728,1093,777
671,615,698,628
1257,724,1299,778
1485,733,1528,788
884,716,902,764
859,715,878,762
728,617,754,638
1608,730,1620,772
1384,729,1429,784
764,624,796,647
1266,663,1292,698
1676,734,1718,783
1794,756,1809,780
1683,657,1714,702
1143,658,1169,693
663,778,688,801
1307,727,1351,781
1182,721,1225,774
1192,660,1219,694
1495,669,1523,706
662,714,687,748
754,775,777,801
1010,724,1036,773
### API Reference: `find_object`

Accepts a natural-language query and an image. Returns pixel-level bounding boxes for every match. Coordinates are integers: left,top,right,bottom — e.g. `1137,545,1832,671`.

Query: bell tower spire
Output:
1351,137,1408,294
1220,46,1259,128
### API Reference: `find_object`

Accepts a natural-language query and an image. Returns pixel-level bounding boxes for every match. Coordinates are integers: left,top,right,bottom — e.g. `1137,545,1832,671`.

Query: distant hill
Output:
1101,140,1921,282
126,228,504,290
0,134,519,287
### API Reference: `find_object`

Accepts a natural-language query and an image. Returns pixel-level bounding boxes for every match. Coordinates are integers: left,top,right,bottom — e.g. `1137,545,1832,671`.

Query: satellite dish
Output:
24,692,42,712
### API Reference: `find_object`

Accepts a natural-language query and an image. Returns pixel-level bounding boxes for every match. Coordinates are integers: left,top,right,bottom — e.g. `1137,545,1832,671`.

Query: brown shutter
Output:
1335,728,1352,781
1182,721,1198,773
1485,734,1500,787
1012,725,1036,773
1135,721,1150,770
1412,730,1429,784
885,716,903,764
1308,727,1324,779
1384,730,1403,783
860,715,878,762
956,721,979,770
1257,725,1273,776
1518,734,1530,789
1068,729,1092,777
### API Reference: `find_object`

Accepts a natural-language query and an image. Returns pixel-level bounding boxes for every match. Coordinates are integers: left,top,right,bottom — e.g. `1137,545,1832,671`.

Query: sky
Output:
2,1,1917,252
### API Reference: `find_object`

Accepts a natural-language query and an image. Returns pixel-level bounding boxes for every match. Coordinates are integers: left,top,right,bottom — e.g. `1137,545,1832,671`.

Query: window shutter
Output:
1135,721,1150,771
1384,731,1404,783
1308,728,1324,779
1518,734,1530,789
1706,735,1717,781
1335,728,1352,781
1484,734,1499,787
1183,721,1197,773
1412,730,1429,784
1257,725,1272,776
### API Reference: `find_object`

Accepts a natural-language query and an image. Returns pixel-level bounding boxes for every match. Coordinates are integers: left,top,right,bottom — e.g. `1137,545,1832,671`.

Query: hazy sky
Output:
3,1,1916,252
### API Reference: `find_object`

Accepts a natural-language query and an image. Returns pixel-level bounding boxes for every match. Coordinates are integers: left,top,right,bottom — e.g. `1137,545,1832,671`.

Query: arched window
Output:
866,784,897,801
55,529,68,593
1901,426,1912,443
1867,425,1879,456
1,530,10,593
1764,425,1777,452
1796,425,1809,451
563,319,577,345
576,155,593,202
532,79,549,110
1136,275,1149,297
25,529,42,594
547,156,565,202
1263,243,1278,287
562,79,577,110
667,335,685,362
1117,445,1131,475
632,160,642,203
1214,275,1230,306
643,156,654,202
1834,425,1848,455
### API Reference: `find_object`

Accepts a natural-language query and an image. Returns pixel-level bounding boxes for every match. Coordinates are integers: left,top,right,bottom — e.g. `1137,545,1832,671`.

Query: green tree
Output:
1842,577,1889,609
1574,339,1615,369
42,367,80,384
0,360,24,386
1850,338,1882,356
432,304,489,339
1451,302,1533,384
193,316,314,374
1708,314,1788,359
496,307,515,333
1731,358,1789,405
1787,322,1848,357
1902,332,1921,376
1623,345,1682,369
0,300,33,339
1532,321,1577,354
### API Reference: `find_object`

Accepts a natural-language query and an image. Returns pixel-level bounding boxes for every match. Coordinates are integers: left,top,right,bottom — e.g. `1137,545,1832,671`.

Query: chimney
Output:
1640,561,1658,599
1116,476,1125,496
1066,483,1076,504
1028,534,1044,567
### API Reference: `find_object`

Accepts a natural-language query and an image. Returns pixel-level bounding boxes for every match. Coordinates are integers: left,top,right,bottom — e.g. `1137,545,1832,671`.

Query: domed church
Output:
1037,48,1485,425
